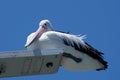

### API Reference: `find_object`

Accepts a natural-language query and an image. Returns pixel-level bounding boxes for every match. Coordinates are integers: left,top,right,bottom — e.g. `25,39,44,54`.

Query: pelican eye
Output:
44,23,47,26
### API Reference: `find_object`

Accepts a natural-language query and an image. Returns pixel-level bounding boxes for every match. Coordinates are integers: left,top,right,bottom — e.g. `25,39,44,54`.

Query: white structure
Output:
0,49,63,78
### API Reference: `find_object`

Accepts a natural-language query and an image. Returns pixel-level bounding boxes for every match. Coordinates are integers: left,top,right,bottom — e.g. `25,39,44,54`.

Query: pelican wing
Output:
51,31,108,70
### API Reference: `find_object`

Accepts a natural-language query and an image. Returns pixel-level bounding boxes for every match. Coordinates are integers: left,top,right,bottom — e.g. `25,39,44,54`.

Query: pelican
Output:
25,20,108,71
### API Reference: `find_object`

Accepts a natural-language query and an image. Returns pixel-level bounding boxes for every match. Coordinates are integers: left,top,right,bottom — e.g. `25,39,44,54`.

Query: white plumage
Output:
25,20,108,71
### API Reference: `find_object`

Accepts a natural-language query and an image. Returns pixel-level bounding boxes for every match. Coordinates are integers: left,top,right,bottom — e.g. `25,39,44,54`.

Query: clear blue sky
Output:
0,0,119,80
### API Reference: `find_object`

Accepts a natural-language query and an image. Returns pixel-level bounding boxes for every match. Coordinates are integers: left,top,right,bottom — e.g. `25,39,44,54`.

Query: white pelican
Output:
25,20,108,71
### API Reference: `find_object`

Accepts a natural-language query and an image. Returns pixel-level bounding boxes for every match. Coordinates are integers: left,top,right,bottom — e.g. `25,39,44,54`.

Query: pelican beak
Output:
24,26,45,48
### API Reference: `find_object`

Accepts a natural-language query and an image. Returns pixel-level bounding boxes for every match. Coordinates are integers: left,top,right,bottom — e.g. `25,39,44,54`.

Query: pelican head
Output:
25,19,53,48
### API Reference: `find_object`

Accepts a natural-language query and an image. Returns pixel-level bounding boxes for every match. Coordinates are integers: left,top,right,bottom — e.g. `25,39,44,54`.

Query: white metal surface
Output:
0,49,63,78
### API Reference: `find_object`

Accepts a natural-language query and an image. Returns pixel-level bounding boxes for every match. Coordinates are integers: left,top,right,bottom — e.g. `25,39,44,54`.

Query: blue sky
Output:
0,0,119,80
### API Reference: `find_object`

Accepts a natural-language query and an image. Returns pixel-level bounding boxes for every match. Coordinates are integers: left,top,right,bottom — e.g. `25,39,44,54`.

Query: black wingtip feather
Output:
96,61,108,71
